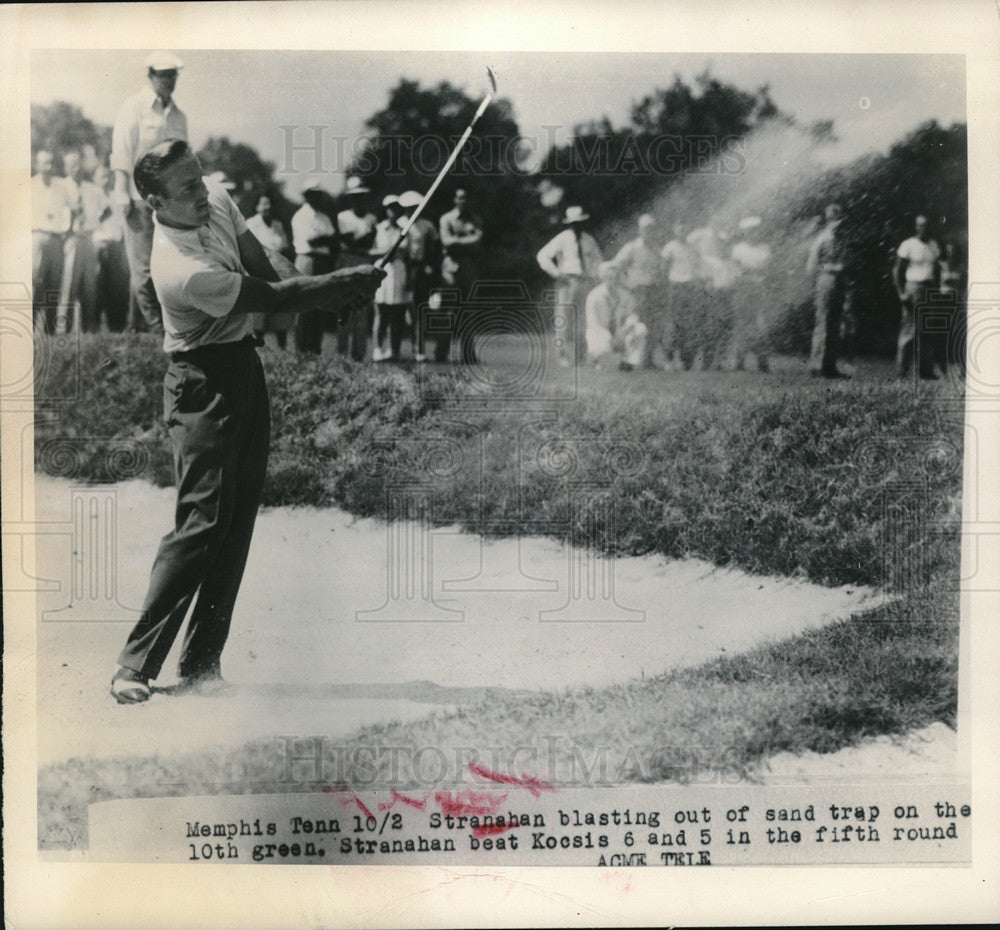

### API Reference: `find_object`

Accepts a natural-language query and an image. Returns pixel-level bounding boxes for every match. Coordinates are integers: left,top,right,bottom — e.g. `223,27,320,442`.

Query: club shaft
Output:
376,92,494,269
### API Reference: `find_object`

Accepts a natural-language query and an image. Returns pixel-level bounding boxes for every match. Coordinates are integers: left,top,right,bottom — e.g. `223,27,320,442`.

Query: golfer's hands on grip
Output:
335,263,385,293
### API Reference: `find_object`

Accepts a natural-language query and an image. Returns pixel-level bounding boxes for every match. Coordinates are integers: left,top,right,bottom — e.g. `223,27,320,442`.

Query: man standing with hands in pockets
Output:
536,205,603,367
110,51,189,335
109,139,383,704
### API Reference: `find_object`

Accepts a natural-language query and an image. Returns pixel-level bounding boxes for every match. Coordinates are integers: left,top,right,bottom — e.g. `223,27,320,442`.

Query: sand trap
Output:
32,475,888,766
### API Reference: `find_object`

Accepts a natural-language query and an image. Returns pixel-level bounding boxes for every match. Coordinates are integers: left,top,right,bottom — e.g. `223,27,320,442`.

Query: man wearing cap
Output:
585,262,648,371
536,205,603,367
438,189,484,364
398,189,440,362
806,203,852,378
611,214,666,367
111,51,188,335
336,176,377,361
291,183,339,354
109,139,383,704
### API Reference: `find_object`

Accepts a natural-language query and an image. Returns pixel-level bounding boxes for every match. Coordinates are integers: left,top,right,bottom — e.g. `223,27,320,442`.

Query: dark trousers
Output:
376,303,409,358
435,260,479,363
810,271,846,374
896,281,938,378
98,240,130,332
68,233,99,332
32,231,64,334
334,252,373,361
631,284,665,363
118,338,270,679
293,253,335,354
123,199,164,334
411,270,438,356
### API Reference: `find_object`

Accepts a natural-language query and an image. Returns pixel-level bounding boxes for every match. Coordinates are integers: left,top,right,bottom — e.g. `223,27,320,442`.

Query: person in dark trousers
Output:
893,214,941,379
806,203,852,379
110,140,383,704
398,189,440,362
290,184,338,354
437,189,484,364
335,176,377,360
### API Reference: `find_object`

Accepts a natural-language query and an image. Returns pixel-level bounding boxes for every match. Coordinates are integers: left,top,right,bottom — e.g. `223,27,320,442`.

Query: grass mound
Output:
35,334,963,589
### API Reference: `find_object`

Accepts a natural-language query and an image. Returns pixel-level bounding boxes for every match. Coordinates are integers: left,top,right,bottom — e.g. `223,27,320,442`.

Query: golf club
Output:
375,66,497,269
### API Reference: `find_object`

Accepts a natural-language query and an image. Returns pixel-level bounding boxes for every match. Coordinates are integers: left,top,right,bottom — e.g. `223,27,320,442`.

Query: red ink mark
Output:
378,789,429,812
468,762,555,797
434,789,508,818
323,785,374,820
471,821,522,840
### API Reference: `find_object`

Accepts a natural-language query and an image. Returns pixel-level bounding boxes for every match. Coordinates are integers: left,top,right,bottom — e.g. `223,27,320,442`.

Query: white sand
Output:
30,475,951,780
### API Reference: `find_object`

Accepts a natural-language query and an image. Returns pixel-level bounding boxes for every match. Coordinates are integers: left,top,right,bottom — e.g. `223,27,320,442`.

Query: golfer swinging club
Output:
110,139,384,704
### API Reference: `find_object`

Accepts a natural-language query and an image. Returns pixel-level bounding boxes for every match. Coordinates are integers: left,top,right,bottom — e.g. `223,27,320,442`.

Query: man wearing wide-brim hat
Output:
536,205,604,367
111,50,188,335
335,176,377,360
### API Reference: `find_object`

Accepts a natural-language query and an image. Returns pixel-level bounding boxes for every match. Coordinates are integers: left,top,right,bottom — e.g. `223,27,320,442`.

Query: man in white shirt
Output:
398,189,440,361
291,184,338,353
688,221,737,370
438,188,485,364
893,214,941,379
806,203,852,378
110,139,383,704
110,51,189,335
247,195,293,348
536,205,603,367
336,176,377,361
31,149,76,333
59,148,100,332
585,262,648,370
729,216,773,372
661,220,699,370
91,164,131,332
611,214,665,366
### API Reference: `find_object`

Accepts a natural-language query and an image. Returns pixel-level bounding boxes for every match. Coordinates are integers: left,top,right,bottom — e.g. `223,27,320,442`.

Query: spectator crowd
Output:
32,52,966,381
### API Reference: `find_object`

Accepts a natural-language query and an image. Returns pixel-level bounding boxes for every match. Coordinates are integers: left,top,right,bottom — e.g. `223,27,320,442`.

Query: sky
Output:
30,49,966,197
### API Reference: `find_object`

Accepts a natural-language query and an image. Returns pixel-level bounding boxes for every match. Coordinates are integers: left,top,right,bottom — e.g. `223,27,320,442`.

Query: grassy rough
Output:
35,334,963,589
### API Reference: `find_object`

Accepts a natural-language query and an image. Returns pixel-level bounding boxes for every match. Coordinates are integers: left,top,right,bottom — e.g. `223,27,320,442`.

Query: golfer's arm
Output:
230,272,365,316
237,230,280,282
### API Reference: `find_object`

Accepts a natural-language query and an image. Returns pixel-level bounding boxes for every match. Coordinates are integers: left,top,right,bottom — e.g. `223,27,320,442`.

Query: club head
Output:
486,66,497,94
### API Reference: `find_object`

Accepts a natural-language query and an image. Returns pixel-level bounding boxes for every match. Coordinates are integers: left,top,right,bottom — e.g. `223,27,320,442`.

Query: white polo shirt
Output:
612,236,662,288
150,176,252,353
897,236,940,283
